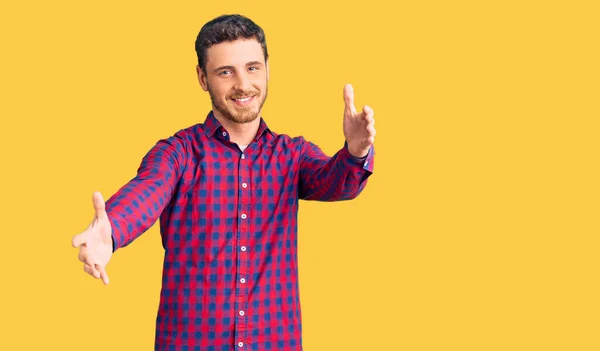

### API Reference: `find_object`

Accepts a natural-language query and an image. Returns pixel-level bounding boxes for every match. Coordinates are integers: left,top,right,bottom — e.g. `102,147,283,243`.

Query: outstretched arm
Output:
71,135,187,284
298,84,376,201
105,136,187,250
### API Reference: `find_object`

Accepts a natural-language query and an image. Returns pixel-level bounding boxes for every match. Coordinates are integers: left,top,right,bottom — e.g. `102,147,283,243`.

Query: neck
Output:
213,110,261,146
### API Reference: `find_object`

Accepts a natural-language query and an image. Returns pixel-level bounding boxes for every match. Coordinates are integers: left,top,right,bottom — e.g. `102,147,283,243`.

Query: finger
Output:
366,116,375,127
92,191,108,221
97,264,110,285
78,249,93,265
367,124,376,136
366,115,375,127
363,105,374,121
343,84,357,115
72,232,88,248
84,264,101,279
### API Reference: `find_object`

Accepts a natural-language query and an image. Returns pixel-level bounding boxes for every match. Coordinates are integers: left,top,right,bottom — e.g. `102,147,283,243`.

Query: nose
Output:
233,71,252,93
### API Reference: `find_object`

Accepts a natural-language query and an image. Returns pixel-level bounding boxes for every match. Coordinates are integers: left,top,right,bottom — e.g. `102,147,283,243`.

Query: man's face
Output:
197,39,269,124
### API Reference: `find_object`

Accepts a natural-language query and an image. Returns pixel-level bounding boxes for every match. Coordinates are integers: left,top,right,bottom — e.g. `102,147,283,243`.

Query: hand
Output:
343,84,376,158
72,191,113,285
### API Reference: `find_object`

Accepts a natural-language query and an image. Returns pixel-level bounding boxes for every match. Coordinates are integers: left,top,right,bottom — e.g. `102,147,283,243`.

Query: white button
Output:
222,131,227,137
241,154,245,159
238,342,244,347
239,310,245,316
241,213,247,219
241,246,247,252
240,278,246,283
242,183,247,188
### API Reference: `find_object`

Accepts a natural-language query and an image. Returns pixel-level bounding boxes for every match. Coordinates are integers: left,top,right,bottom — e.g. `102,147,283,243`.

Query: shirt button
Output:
222,131,227,137
241,213,247,219
365,160,369,166
242,183,247,188
238,342,244,348
239,310,245,316
240,278,246,283
241,154,245,159
241,246,247,252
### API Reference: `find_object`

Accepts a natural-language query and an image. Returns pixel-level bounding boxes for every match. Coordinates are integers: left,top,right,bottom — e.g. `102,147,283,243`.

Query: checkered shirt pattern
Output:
105,111,374,350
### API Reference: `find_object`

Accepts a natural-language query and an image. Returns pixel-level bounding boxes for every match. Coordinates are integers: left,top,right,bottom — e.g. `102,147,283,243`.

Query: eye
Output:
219,70,232,76
248,66,259,72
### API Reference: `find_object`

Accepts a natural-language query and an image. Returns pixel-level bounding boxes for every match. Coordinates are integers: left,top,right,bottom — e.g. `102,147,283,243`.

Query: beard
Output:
208,83,268,124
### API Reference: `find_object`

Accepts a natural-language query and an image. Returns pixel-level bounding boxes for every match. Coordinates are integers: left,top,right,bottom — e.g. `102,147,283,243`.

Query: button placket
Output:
234,150,251,347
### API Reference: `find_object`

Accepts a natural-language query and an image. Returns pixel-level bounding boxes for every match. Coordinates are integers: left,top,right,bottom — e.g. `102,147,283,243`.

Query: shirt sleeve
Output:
298,138,374,201
105,135,188,251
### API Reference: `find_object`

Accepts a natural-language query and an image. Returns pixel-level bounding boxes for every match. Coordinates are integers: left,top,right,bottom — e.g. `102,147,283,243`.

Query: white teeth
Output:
234,96,252,102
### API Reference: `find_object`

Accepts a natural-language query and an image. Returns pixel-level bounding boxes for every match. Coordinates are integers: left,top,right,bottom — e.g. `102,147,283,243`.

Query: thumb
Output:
71,231,88,248
343,83,357,115
92,191,108,221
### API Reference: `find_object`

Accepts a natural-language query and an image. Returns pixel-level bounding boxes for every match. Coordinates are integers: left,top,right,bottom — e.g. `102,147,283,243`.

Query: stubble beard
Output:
209,84,268,124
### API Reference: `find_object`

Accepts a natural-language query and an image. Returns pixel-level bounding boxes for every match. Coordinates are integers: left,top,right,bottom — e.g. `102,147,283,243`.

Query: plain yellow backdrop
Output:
1,0,599,350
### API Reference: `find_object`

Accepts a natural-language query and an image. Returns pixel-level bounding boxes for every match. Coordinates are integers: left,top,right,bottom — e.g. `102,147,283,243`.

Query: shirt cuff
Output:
343,141,374,173
107,212,121,252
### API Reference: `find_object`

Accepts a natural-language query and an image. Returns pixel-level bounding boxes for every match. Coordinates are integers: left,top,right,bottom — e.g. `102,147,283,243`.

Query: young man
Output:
72,14,375,350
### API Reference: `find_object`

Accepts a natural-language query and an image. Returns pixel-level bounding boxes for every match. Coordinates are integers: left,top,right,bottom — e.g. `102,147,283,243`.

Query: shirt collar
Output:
202,110,273,141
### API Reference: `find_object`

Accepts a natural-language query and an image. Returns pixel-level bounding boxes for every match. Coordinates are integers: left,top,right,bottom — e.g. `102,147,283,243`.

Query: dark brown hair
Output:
195,14,269,74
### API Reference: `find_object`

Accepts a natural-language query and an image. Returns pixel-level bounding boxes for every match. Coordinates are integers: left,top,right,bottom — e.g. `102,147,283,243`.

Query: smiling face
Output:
197,39,269,124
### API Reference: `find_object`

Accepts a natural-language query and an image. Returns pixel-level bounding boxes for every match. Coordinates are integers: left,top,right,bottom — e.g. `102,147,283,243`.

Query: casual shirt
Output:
105,111,375,350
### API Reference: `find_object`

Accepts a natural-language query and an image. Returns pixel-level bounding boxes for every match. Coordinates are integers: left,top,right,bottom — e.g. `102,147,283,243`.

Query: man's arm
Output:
72,134,188,285
106,135,188,251
298,140,374,201
298,84,376,201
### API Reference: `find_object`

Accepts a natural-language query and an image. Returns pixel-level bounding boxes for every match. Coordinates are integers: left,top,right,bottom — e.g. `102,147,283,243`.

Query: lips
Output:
233,96,252,102
231,95,256,106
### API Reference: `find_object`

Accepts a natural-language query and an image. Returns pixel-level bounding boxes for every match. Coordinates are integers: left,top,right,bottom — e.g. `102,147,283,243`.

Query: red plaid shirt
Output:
105,112,374,350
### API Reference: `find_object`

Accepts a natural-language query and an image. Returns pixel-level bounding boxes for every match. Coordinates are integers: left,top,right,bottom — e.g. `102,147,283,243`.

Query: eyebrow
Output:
213,61,264,73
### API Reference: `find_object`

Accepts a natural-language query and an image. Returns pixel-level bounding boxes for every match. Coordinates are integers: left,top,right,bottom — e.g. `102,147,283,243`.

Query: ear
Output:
196,65,209,91
266,60,270,82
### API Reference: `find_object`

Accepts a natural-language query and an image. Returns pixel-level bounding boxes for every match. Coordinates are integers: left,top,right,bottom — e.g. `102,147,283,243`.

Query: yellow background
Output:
1,0,598,350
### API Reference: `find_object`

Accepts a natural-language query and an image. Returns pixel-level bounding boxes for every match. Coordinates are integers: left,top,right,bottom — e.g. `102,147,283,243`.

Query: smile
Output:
234,96,252,102
232,95,255,106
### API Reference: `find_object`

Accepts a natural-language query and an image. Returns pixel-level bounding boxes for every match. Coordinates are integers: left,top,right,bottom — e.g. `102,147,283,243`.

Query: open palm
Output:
72,191,113,285
343,84,376,158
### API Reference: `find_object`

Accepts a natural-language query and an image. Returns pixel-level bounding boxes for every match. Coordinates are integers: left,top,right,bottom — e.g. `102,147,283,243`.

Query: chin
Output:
222,108,261,124
211,93,266,124
236,112,261,124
